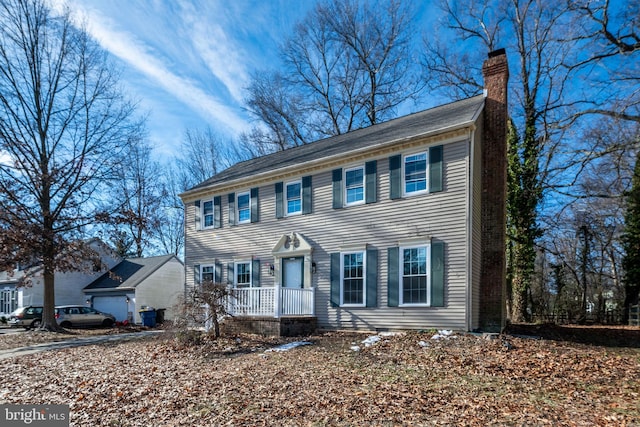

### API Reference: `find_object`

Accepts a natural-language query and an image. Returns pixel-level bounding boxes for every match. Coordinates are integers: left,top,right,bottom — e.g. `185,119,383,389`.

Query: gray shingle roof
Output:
84,254,181,291
186,95,484,194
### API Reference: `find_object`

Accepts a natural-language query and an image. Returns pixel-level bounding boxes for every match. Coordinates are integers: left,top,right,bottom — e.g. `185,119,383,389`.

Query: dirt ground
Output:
0,326,638,426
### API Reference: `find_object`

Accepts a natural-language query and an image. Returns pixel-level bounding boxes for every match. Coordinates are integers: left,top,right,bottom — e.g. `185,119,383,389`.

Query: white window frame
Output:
344,166,365,206
202,200,215,229
200,265,215,284
236,191,251,224
234,261,252,288
285,180,302,216
399,244,431,306
340,251,366,307
403,152,428,196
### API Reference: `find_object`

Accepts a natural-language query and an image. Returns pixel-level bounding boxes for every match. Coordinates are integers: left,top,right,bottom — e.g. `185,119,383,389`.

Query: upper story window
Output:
237,192,250,223
344,167,364,206
404,152,427,195
286,181,302,215
202,200,214,228
235,261,252,287
389,147,442,200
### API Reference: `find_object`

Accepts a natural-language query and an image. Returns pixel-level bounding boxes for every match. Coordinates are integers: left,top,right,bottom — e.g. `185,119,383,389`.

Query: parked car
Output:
55,305,115,328
8,306,43,329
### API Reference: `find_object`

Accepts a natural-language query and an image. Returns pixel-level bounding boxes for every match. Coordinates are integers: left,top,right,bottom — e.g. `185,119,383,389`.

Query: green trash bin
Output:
139,308,156,327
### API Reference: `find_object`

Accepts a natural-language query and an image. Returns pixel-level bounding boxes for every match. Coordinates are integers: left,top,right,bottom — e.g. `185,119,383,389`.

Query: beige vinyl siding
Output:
185,138,472,331
471,119,484,330
134,258,184,321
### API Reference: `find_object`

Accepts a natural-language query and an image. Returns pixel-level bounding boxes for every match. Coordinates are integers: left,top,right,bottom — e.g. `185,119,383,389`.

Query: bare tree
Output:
174,281,234,339
102,136,162,258
175,127,226,189
245,0,422,151
153,164,185,257
0,0,142,330
566,0,640,124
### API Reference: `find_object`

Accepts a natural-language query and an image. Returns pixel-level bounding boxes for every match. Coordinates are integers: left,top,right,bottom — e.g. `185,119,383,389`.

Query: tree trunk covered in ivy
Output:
622,150,640,323
506,118,541,323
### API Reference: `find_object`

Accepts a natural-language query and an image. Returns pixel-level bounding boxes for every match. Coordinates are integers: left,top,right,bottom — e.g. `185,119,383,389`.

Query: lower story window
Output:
235,262,251,287
201,265,214,284
341,252,365,306
401,246,428,305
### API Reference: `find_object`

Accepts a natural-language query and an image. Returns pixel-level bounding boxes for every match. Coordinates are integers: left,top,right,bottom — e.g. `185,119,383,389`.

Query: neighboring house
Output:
84,254,184,323
0,238,121,317
179,50,509,333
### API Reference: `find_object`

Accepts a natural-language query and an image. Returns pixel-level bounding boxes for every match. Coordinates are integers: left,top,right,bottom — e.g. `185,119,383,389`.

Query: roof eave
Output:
180,118,478,201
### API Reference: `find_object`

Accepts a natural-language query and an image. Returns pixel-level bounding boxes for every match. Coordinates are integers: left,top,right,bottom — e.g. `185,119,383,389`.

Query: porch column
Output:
274,285,281,318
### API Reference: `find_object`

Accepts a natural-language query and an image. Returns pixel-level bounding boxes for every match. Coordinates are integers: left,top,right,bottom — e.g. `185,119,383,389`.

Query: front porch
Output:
223,286,317,337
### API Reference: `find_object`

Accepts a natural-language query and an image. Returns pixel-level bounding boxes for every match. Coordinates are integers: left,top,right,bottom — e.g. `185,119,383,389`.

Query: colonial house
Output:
0,238,121,317
179,50,509,334
84,254,184,324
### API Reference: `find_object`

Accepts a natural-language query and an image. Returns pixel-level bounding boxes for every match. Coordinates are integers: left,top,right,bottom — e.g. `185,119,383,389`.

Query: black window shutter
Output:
330,252,341,307
387,247,399,307
431,241,445,307
194,200,201,230
275,182,283,218
194,264,200,286
365,160,377,204
252,259,260,287
227,263,234,285
429,145,443,193
366,249,378,307
389,155,401,199
228,193,235,225
214,262,222,283
302,176,312,214
213,196,222,228
332,168,343,209
250,187,259,223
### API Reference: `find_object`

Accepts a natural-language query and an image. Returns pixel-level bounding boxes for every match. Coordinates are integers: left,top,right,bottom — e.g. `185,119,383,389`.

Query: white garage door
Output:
92,296,129,322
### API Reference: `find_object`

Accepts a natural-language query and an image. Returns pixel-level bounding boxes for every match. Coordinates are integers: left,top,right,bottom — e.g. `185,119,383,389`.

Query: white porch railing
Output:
228,286,315,318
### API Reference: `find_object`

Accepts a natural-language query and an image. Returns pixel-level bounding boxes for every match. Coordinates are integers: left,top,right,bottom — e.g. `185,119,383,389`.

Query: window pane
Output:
287,182,301,199
236,263,251,287
286,182,301,214
203,201,214,227
405,153,427,193
402,247,428,304
345,168,364,204
202,266,214,283
342,252,364,305
238,193,250,222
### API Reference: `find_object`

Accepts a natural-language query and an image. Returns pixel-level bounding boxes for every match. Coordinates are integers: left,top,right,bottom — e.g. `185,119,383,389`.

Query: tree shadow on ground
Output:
506,323,640,348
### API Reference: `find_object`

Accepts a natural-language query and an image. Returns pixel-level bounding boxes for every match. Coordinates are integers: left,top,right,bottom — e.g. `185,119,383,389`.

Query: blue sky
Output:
48,0,436,162
49,0,318,159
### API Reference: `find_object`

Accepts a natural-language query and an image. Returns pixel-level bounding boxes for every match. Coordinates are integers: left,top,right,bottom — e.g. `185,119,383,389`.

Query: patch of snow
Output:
350,346,361,352
265,341,313,352
431,330,456,340
361,335,382,347
418,340,429,348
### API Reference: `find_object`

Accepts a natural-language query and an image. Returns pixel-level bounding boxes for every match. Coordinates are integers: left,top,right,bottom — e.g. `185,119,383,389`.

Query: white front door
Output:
282,257,303,288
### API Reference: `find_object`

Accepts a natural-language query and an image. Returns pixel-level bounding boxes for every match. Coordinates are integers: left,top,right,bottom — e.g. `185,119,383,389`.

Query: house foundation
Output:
221,316,317,337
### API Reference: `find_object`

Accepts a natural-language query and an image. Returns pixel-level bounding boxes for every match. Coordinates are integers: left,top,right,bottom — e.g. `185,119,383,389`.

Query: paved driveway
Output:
0,331,162,360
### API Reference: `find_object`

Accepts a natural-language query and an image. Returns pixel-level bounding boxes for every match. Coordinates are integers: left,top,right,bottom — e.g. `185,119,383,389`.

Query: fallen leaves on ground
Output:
0,330,639,426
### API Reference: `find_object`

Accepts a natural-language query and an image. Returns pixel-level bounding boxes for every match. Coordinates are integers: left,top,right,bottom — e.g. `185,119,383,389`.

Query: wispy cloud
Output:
52,0,249,136
177,1,250,104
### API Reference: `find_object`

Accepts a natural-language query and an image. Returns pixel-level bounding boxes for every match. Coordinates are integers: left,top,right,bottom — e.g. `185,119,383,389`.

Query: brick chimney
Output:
479,49,509,332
